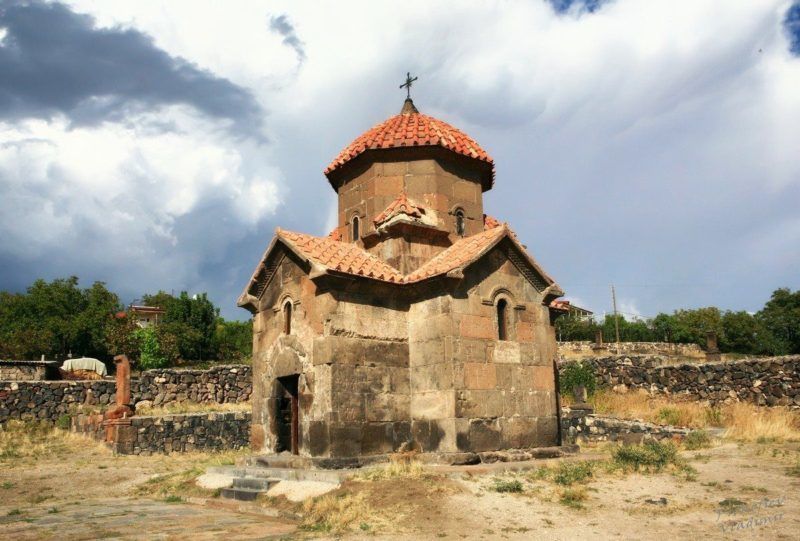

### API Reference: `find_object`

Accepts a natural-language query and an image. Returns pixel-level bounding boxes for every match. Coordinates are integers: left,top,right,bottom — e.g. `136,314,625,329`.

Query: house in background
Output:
128,305,165,328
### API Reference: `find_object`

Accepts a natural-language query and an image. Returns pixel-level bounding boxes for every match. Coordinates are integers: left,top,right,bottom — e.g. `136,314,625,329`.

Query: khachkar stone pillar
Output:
705,331,721,362
103,355,136,452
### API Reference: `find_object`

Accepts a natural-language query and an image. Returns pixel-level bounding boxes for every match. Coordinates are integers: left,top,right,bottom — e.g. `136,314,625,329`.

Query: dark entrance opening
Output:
275,375,300,454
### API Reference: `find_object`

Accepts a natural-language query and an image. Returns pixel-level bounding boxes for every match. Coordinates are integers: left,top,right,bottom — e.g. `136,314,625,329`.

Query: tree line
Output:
555,288,800,356
0,277,252,368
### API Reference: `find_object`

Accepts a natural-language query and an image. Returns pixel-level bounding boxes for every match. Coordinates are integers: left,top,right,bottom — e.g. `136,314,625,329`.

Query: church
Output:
239,86,566,465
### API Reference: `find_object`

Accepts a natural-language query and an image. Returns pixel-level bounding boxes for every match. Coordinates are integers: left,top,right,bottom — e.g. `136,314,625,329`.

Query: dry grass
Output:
0,421,108,463
301,491,372,533
134,401,250,416
721,402,800,442
584,389,800,442
356,454,431,481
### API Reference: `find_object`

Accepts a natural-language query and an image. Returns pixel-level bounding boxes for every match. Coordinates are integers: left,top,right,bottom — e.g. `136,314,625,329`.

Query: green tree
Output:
757,288,800,354
0,277,121,359
215,319,253,362
142,290,220,361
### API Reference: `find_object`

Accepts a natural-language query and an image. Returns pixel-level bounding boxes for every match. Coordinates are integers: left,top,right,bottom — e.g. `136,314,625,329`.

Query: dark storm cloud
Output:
0,1,263,136
786,1,800,55
269,14,305,62
548,0,606,14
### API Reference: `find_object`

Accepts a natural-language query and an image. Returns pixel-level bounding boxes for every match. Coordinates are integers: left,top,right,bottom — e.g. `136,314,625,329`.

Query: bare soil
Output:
1,433,798,540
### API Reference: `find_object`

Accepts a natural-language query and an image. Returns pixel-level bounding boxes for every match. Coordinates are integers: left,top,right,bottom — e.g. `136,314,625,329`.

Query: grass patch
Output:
684,430,713,450
786,461,800,477
559,487,588,509
1,481,15,489
587,389,800,442
657,407,682,426
490,478,524,493
357,454,431,481
0,421,108,462
723,403,800,442
7,509,22,516
163,495,183,503
300,491,371,533
612,440,679,472
553,461,594,486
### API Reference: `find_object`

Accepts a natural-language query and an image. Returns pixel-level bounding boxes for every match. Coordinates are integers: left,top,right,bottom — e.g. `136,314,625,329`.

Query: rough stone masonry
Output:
238,97,568,465
0,365,251,423
562,355,800,406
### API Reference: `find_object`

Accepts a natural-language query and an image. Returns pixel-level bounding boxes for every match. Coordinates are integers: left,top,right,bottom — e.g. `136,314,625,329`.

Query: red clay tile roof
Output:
405,226,507,282
373,193,427,226
327,228,342,241
278,229,404,283
483,214,501,230
240,223,562,303
324,105,494,185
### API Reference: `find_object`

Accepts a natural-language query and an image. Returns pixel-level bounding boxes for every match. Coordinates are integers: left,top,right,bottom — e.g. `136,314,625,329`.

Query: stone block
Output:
468,418,502,452
494,341,521,364
410,390,454,420
463,363,496,390
459,314,494,340
361,423,394,455
329,424,362,457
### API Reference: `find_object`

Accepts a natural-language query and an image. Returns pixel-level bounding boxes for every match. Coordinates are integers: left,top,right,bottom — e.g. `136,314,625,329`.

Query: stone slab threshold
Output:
248,445,579,470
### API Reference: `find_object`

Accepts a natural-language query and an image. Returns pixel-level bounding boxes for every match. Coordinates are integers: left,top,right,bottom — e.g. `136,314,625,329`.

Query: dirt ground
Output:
1,431,799,540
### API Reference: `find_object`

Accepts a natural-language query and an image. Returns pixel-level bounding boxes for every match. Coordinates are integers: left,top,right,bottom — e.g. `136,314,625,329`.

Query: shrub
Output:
684,430,712,450
560,362,597,397
55,414,71,431
135,327,170,369
657,407,682,426
553,462,594,486
612,440,679,472
491,478,524,493
559,487,588,508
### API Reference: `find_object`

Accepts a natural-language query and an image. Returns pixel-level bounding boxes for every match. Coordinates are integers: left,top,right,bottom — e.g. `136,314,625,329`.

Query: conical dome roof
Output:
324,99,494,190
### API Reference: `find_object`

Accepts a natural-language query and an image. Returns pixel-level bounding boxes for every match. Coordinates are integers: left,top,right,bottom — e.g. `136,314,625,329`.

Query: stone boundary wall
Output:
0,360,60,381
560,355,800,406
0,365,252,423
132,365,251,407
561,407,691,445
72,411,251,455
558,341,705,359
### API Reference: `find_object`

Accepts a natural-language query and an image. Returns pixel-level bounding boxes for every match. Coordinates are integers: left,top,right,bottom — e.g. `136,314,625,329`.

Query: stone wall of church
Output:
250,252,333,456
314,286,411,458
251,254,413,459
334,154,485,244
408,244,560,455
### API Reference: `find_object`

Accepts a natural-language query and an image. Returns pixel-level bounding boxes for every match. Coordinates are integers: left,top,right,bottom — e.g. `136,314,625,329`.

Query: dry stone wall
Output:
0,365,251,423
558,341,705,359
0,360,60,381
561,355,800,406
114,411,251,455
561,407,691,444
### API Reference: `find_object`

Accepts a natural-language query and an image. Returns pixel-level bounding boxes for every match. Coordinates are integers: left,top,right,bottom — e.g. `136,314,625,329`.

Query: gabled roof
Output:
278,229,404,283
239,222,562,310
373,193,427,227
324,100,494,190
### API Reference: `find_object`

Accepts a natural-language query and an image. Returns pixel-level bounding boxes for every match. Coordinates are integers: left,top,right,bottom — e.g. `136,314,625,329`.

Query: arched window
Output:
455,209,466,237
283,301,292,335
352,216,360,242
497,298,508,341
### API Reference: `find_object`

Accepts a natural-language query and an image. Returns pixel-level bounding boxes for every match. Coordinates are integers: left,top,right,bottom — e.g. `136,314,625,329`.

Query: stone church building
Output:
239,97,566,464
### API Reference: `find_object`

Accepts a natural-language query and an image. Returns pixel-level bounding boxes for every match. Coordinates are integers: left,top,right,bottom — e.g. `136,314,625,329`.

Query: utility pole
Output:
611,284,620,353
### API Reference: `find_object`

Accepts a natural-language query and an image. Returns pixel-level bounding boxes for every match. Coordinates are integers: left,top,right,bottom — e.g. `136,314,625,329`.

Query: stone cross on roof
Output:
399,72,418,99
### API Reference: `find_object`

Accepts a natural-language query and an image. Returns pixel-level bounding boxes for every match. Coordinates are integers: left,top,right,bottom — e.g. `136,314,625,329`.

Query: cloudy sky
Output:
1,0,798,320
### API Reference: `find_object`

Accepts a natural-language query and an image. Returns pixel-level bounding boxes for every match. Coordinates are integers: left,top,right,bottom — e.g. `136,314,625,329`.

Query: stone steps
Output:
208,465,347,484
217,475,281,502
